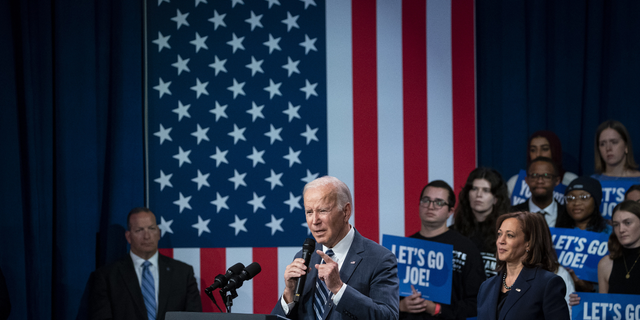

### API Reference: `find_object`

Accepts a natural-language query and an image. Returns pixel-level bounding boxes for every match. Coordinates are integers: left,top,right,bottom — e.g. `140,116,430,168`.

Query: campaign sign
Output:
598,179,638,219
511,169,567,206
382,234,453,304
550,228,609,282
572,292,640,320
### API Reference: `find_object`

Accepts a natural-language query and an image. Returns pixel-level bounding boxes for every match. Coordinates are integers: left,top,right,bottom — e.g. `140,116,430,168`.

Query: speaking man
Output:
512,157,567,227
272,176,399,320
400,180,485,320
90,207,201,320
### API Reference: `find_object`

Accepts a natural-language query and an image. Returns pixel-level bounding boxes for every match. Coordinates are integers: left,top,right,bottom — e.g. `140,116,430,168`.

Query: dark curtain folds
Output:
476,0,640,177
0,0,142,319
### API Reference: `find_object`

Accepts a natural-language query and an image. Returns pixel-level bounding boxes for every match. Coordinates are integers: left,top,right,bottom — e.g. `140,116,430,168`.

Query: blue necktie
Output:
141,260,156,320
314,250,335,320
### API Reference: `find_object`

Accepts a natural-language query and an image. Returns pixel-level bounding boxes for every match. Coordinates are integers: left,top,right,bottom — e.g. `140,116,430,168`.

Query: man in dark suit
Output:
272,176,399,320
90,207,201,320
512,157,566,227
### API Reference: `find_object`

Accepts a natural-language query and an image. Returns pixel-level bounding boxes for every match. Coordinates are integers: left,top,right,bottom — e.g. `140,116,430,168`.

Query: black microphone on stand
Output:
294,238,316,302
204,262,245,294
222,262,262,292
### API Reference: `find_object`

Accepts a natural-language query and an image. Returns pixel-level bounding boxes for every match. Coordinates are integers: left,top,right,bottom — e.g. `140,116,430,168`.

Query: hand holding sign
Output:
315,250,343,294
399,285,428,313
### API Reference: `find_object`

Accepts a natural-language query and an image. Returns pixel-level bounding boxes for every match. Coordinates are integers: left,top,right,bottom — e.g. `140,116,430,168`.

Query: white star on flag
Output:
192,215,211,237
229,215,248,236
154,170,173,191
265,215,284,235
158,216,173,237
173,192,192,213
211,192,229,213
247,192,266,213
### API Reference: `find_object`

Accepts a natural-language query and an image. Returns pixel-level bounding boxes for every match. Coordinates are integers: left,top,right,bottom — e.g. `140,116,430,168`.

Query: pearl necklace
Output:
502,273,512,290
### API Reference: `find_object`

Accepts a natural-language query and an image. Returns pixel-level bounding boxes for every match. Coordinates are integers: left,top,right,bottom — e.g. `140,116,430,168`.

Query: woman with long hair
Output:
507,130,578,196
592,120,640,179
455,167,510,278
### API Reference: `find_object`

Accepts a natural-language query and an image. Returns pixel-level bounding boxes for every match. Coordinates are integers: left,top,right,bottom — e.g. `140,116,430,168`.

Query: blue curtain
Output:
477,0,640,177
0,0,142,319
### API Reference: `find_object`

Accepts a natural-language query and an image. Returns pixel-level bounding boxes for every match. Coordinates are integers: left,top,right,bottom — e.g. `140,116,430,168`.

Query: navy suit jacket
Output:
89,253,202,320
477,267,569,320
272,229,399,320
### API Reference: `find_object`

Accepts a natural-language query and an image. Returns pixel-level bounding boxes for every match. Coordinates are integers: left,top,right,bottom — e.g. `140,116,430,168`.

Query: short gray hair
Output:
303,176,352,211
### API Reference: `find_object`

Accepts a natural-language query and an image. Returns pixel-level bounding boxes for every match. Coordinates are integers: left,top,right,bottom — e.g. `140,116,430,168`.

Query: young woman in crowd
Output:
557,176,612,292
454,167,510,278
477,211,570,320
557,176,612,235
598,200,640,294
592,120,640,180
569,200,640,306
507,130,578,197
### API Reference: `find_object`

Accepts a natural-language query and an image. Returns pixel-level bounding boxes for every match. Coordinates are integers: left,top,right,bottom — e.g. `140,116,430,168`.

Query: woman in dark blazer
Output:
477,211,569,320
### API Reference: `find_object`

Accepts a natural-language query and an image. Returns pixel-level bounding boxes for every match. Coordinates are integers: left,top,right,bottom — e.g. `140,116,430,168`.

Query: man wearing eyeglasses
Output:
512,157,567,228
399,180,485,320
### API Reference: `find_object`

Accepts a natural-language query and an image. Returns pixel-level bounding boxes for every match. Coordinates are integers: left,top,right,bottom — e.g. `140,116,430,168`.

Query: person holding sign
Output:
569,200,640,307
477,211,570,320
512,157,567,228
506,130,577,197
454,167,510,278
400,180,485,320
598,200,640,294
557,176,612,292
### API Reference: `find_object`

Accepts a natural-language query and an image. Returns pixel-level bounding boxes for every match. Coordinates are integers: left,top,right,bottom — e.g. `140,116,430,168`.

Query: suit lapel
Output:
339,231,363,285
498,267,535,320
158,254,172,318
481,274,501,320
119,255,147,319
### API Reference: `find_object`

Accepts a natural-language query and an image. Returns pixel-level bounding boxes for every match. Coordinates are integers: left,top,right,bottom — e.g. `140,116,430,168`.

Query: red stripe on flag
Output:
451,0,477,193
351,0,380,241
200,248,226,312
159,248,173,258
252,247,278,314
402,0,428,237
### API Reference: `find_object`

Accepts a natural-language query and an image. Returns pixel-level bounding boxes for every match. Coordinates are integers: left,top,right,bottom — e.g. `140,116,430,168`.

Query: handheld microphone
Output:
204,262,245,293
222,262,262,292
294,238,316,302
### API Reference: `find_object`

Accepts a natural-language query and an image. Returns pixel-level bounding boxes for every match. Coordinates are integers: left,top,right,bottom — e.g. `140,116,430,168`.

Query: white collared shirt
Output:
130,250,159,307
528,198,558,227
282,226,356,313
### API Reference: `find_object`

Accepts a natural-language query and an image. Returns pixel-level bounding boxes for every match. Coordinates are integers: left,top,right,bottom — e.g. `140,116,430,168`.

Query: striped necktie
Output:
141,260,157,320
314,249,335,320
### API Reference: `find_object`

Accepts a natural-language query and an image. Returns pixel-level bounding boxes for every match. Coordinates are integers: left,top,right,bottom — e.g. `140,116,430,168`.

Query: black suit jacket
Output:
511,199,565,228
89,253,202,320
477,267,569,320
272,229,399,320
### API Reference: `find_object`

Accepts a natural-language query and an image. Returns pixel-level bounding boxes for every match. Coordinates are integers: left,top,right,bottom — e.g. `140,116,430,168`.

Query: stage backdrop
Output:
145,0,476,314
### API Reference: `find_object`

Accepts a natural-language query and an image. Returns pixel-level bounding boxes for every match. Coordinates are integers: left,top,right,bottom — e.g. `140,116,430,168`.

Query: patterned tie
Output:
314,249,335,320
141,260,157,320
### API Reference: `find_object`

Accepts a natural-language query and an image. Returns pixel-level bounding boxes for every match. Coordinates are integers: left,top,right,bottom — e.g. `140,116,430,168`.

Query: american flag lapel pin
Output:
350,261,355,264
515,288,521,292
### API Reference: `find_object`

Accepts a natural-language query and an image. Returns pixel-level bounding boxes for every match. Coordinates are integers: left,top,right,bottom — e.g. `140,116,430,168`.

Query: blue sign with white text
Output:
572,292,640,320
382,234,453,304
550,228,609,282
511,169,567,206
598,179,638,219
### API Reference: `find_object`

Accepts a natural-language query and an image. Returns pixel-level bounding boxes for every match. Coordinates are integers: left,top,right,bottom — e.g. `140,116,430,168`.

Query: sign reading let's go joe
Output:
572,292,640,320
382,234,453,305
550,228,609,283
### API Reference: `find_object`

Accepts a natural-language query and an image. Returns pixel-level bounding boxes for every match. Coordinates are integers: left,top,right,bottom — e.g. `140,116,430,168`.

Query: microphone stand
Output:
219,288,238,313
204,287,224,313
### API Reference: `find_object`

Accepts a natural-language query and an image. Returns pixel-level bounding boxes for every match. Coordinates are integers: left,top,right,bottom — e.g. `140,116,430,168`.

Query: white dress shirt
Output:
528,198,558,227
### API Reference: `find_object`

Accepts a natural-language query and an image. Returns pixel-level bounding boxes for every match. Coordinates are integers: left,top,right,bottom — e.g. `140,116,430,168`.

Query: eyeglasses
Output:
565,194,592,203
420,198,449,209
527,173,556,181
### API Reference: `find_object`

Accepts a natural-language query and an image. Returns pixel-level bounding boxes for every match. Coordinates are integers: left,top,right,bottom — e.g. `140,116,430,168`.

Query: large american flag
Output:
145,0,476,314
